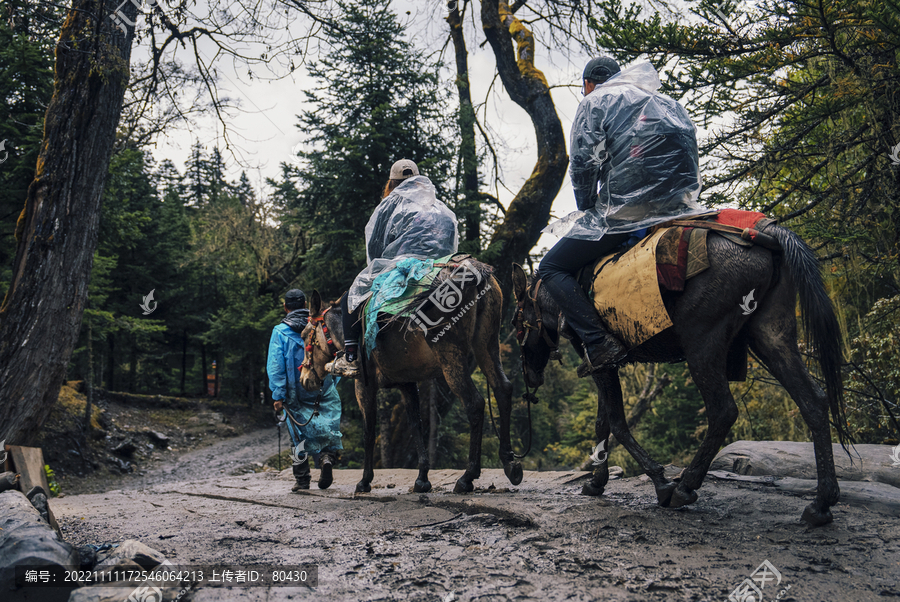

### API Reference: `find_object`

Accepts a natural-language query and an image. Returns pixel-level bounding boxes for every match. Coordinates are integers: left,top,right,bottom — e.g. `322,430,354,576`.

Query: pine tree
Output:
284,0,455,298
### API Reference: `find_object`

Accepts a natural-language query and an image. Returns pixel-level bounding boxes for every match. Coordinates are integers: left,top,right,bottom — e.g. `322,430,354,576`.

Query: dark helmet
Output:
582,57,621,84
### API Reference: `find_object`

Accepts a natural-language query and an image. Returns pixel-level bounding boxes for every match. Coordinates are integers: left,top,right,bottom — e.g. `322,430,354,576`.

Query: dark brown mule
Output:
298,263,522,494
513,223,851,525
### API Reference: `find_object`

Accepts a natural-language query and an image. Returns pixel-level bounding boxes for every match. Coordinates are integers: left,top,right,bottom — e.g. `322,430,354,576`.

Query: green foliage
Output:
274,0,456,299
44,464,60,497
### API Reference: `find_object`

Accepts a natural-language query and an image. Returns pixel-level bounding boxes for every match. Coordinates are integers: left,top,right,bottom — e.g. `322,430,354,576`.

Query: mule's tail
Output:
765,224,852,448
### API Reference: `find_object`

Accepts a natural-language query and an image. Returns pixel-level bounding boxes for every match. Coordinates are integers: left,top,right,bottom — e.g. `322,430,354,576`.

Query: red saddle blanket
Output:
656,209,769,291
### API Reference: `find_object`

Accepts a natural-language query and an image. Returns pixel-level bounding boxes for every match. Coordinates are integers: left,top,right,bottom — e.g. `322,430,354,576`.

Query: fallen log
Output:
0,490,78,601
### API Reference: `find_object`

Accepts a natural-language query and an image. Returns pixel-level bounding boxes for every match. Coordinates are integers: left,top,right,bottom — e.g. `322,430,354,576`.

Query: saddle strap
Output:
670,220,781,251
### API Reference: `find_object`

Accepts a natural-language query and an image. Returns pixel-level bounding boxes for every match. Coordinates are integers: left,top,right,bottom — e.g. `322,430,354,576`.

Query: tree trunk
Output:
200,342,208,396
0,0,137,445
480,0,568,312
447,2,482,252
83,320,93,442
107,334,115,391
180,329,187,397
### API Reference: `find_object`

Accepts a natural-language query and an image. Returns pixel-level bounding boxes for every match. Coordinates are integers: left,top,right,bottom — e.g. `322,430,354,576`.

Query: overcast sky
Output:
137,0,707,254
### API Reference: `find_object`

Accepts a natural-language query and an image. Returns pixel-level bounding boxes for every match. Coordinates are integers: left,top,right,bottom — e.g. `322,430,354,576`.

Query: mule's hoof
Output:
504,461,523,486
668,483,698,508
453,478,474,494
355,481,371,493
655,481,677,507
801,503,834,526
413,479,432,493
581,480,605,497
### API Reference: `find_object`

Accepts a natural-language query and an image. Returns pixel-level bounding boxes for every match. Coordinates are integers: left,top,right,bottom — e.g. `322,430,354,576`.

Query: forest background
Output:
1,0,897,474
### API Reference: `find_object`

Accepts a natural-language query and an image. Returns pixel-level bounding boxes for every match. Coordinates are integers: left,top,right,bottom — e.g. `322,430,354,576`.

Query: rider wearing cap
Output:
540,57,706,375
267,289,343,491
329,159,458,376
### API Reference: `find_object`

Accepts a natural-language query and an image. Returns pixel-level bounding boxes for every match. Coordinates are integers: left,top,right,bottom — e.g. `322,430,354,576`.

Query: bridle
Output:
301,307,340,374
513,278,561,360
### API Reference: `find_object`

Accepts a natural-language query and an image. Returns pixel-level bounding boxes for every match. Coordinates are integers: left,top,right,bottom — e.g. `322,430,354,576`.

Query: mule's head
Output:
298,290,343,391
511,263,562,389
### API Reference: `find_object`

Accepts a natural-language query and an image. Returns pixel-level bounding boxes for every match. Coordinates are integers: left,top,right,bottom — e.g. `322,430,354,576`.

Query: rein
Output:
495,277,563,459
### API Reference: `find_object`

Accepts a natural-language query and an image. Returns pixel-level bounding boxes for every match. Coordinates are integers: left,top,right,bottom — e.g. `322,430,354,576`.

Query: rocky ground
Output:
46,432,900,602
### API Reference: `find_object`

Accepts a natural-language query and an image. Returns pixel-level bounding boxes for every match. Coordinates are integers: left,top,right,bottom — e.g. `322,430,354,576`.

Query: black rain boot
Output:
318,452,335,490
292,459,311,492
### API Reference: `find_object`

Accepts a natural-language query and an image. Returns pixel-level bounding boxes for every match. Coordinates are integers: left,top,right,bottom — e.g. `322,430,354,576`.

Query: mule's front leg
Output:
474,337,521,486
399,383,431,493
583,377,612,497
598,368,675,504
443,367,484,494
355,379,378,493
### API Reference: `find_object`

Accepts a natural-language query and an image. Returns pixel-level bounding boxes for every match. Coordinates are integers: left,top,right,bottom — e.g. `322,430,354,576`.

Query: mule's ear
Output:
512,263,527,302
309,290,323,316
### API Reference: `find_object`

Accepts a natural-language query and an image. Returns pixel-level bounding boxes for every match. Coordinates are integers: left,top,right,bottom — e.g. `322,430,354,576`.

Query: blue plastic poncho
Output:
267,318,343,454
544,62,706,240
347,175,459,311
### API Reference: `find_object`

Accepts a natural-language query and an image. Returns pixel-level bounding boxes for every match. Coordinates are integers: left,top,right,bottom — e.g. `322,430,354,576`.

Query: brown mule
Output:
299,261,522,494
513,223,851,526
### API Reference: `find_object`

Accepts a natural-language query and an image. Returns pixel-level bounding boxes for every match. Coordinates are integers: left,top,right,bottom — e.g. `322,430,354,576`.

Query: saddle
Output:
576,209,779,372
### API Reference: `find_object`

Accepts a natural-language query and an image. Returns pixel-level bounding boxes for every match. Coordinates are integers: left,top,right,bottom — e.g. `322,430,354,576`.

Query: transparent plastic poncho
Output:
347,176,459,311
544,62,706,241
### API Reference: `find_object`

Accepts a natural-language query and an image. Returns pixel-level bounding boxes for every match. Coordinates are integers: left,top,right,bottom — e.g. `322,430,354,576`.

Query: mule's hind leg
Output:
398,382,432,493
355,378,379,493
597,367,674,504
440,356,485,494
582,374,611,496
473,316,521,485
749,323,840,526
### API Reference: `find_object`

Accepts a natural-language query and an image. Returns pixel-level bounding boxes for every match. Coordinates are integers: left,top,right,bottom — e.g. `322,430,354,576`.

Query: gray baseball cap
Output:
582,57,621,84
389,159,419,180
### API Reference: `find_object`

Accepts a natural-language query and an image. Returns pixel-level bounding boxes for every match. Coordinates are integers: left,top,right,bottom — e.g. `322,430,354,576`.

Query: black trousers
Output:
340,294,363,345
538,233,631,349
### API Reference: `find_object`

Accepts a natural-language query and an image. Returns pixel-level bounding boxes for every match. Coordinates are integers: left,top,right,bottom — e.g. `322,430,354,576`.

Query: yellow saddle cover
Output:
590,228,673,348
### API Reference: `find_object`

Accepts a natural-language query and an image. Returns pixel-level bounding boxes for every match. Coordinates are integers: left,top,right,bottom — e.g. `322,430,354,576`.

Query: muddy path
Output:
51,437,900,601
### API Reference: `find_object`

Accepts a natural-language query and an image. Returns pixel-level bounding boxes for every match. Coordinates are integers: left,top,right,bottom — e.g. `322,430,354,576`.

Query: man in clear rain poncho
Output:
540,58,706,376
328,159,459,377
267,289,343,491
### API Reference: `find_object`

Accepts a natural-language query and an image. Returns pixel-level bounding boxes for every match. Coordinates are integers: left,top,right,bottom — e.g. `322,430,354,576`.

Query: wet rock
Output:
94,539,168,571
26,486,51,524
0,471,19,493
107,457,133,474
608,466,624,479
77,545,97,570
146,431,170,446
112,439,136,457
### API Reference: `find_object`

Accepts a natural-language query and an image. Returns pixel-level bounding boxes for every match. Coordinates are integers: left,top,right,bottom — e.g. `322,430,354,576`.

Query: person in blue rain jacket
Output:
267,289,343,491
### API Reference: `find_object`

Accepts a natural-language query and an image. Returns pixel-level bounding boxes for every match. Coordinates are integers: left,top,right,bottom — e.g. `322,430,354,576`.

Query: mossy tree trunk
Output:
480,0,569,312
0,0,137,444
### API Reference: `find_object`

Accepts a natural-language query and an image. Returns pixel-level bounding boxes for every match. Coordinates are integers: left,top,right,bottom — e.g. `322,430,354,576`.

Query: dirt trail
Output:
50,436,900,601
